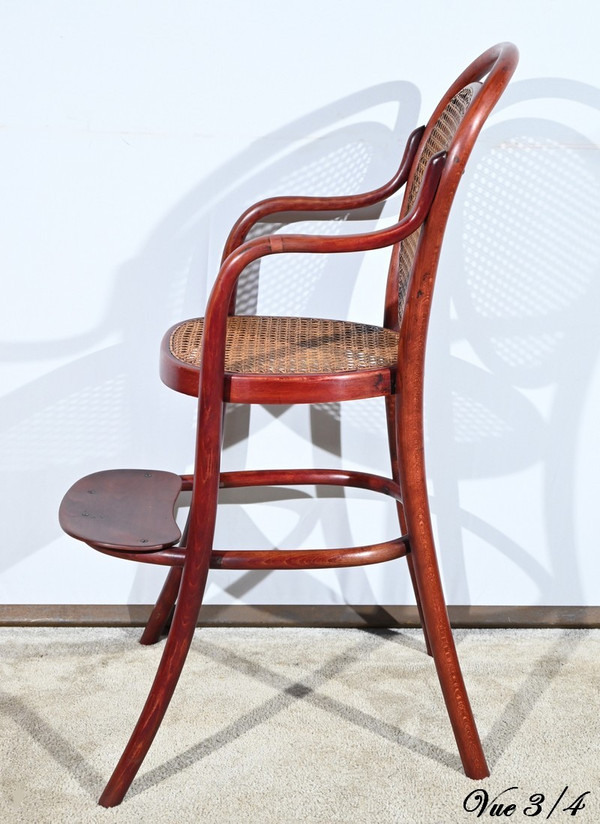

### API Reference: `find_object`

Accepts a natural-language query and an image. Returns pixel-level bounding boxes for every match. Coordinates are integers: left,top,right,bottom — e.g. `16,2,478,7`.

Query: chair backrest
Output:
384,43,518,336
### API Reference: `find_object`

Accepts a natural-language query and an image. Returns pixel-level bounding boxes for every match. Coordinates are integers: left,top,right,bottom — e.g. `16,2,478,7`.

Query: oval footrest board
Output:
59,469,182,551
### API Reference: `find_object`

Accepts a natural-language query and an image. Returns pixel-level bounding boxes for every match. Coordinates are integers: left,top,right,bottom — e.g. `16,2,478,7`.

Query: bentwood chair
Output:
60,43,519,806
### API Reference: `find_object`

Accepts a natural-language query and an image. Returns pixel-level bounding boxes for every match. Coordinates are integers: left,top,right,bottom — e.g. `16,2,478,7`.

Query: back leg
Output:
139,566,183,646
385,396,432,654
404,498,488,778
140,512,190,645
395,397,488,779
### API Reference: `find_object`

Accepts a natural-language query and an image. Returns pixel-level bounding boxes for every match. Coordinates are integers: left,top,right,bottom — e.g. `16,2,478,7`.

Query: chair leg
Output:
139,566,183,646
384,396,432,654
408,520,488,778
396,403,488,779
140,513,190,645
98,552,211,807
405,553,433,656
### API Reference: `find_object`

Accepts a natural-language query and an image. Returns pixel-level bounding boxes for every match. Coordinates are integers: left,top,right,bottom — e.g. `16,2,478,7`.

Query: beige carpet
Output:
1,627,598,823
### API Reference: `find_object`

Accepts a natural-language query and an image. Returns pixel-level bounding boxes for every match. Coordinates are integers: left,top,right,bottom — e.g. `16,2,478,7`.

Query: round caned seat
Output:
160,315,399,403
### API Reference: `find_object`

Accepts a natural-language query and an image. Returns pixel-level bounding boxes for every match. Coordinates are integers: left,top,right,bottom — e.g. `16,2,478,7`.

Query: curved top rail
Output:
426,42,519,188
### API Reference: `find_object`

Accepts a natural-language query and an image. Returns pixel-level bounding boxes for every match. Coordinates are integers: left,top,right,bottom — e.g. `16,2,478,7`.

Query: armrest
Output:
211,150,446,321
221,125,425,260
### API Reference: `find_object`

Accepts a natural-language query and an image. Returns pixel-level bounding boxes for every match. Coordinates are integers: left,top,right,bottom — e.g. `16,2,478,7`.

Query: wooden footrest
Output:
59,469,183,552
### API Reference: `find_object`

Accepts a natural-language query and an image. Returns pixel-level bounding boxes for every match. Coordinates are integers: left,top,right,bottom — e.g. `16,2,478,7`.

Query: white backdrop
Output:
2,2,599,607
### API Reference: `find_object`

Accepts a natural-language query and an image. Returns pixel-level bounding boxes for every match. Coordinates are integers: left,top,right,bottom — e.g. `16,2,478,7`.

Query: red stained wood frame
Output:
58,43,519,807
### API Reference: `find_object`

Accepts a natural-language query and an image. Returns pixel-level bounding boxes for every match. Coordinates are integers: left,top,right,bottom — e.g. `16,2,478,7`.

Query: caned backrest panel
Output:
396,83,481,322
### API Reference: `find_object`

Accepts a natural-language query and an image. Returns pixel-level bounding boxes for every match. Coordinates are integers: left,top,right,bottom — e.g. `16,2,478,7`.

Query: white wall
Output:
1,2,599,607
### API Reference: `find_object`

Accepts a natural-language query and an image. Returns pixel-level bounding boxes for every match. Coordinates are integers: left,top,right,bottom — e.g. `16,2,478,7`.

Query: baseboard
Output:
1,604,599,628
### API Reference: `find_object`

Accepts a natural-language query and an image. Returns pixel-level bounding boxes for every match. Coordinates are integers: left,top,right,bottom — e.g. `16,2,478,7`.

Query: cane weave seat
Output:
169,315,399,375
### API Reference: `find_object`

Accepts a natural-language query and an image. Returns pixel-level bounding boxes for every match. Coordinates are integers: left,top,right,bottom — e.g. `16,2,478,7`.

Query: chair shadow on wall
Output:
203,76,600,611
426,77,600,607
0,82,419,602
2,78,600,613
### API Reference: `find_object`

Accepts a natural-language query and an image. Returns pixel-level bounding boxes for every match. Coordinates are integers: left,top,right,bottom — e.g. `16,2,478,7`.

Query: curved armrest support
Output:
221,125,425,260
